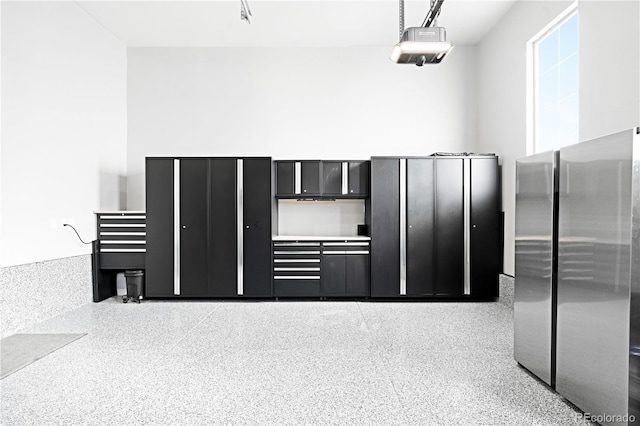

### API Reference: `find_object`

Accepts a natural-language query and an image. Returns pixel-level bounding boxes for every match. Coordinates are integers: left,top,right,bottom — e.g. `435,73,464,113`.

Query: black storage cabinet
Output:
321,253,369,297
145,157,272,298
273,239,370,298
369,156,500,299
275,160,369,199
92,211,147,302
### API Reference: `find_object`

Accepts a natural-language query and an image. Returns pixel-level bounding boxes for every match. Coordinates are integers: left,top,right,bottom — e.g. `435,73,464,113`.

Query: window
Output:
529,7,578,154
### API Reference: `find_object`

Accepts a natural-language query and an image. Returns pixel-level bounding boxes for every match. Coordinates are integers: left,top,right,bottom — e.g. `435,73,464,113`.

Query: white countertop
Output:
273,235,371,241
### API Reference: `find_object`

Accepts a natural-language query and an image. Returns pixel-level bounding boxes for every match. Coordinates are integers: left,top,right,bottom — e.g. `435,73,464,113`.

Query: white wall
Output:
1,1,128,267
476,1,572,276
278,200,366,237
476,0,640,276
126,45,478,208
579,0,640,142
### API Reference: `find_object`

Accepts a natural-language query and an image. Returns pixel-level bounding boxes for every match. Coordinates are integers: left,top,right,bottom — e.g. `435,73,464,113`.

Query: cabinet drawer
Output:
274,279,321,297
274,242,320,254
321,241,370,255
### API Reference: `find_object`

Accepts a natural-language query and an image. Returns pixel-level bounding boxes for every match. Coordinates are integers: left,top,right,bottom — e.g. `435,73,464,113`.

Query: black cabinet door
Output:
145,158,175,297
348,161,370,197
208,158,237,296
300,161,321,196
243,158,273,297
346,254,370,296
470,158,500,298
322,255,346,295
180,159,210,296
435,158,464,295
370,158,400,297
322,162,343,195
276,161,295,196
407,158,436,296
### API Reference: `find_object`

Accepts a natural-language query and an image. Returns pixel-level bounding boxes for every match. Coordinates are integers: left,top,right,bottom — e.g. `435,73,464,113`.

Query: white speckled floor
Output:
1,300,589,425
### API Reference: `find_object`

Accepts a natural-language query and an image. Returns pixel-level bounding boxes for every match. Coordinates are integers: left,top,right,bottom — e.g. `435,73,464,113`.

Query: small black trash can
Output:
124,270,144,303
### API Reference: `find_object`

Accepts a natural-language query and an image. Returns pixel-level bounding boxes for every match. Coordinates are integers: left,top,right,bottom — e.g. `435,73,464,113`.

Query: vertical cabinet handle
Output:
294,162,302,194
342,162,348,195
174,159,181,296
237,159,244,296
463,158,471,295
399,159,407,296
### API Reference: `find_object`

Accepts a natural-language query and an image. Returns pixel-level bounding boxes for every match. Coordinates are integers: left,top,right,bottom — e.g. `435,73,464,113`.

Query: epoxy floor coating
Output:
0,300,588,425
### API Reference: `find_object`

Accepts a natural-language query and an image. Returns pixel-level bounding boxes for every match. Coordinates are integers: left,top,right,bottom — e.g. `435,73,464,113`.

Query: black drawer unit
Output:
273,241,321,296
96,212,146,269
92,211,146,302
273,239,371,297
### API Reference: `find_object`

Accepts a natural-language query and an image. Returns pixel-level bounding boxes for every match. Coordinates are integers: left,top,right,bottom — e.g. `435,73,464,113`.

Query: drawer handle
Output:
274,242,321,247
274,251,320,255
323,242,369,246
100,240,146,244
322,251,369,255
101,248,146,253
274,267,320,271
274,276,320,280
100,224,145,228
99,215,146,219
100,232,146,236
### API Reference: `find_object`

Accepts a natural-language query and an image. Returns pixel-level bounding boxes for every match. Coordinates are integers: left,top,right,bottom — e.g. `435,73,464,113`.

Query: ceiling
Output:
75,0,517,47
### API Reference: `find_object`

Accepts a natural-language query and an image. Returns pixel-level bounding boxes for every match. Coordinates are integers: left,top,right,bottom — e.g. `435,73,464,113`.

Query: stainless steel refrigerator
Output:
514,150,558,387
556,128,640,425
515,127,640,425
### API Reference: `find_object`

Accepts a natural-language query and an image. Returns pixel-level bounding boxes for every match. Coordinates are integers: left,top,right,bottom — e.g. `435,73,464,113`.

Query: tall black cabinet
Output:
145,157,272,298
369,156,500,299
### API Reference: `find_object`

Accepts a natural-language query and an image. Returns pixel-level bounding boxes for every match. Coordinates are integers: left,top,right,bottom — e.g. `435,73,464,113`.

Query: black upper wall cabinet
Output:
322,162,343,195
300,161,321,196
276,161,295,195
276,161,321,197
275,160,369,198
369,156,500,299
348,161,369,196
145,157,272,298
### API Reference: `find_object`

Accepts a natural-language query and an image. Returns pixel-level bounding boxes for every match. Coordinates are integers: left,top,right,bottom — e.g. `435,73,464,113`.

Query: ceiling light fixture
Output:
240,0,252,24
390,0,454,66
